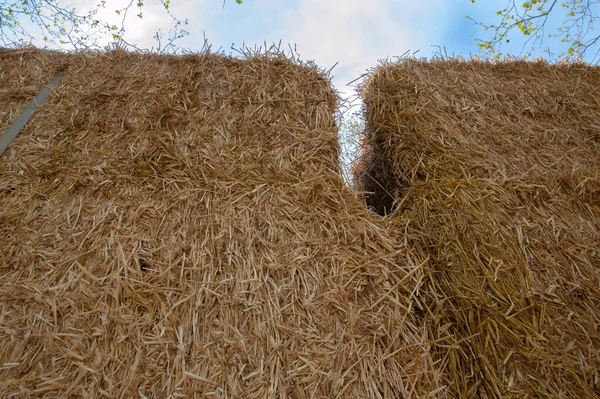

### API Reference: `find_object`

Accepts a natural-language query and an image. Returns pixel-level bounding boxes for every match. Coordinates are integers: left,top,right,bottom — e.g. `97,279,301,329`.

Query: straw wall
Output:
0,48,66,132
0,49,438,397
357,60,600,397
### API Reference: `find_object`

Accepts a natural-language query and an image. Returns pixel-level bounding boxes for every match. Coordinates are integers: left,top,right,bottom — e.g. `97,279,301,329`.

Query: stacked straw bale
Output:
356,59,600,397
0,48,67,132
0,48,440,397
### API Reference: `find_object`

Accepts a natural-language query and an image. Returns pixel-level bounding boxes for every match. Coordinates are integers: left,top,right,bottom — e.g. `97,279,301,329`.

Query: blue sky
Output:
34,0,594,98
67,0,513,97
178,0,499,96
19,0,599,96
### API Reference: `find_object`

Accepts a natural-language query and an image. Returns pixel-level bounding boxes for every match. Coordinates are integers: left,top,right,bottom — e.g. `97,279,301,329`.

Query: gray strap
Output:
0,71,64,157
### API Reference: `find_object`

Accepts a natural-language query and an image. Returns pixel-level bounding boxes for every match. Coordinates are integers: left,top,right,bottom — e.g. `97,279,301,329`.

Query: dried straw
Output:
0,48,439,398
356,59,600,397
0,47,67,132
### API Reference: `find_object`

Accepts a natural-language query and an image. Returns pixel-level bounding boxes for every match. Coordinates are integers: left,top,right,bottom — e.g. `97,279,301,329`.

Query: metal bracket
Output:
0,71,64,157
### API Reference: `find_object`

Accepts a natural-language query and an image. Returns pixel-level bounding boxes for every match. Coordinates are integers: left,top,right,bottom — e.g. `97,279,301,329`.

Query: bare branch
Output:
470,0,600,63
0,0,188,52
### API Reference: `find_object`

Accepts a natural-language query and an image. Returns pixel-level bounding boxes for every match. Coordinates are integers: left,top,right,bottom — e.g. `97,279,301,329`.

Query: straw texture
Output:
0,48,438,398
0,48,67,132
356,59,600,398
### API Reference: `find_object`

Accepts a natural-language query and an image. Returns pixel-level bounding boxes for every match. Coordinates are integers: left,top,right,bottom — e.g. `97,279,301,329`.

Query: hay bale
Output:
0,48,438,397
356,59,600,397
0,48,67,132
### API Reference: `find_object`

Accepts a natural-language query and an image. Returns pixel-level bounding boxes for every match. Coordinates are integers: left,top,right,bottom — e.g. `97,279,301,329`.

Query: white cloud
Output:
57,0,457,96
279,0,450,97
71,0,203,50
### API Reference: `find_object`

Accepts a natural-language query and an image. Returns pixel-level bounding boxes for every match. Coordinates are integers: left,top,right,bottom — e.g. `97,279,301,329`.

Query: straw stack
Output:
356,59,600,397
0,48,439,397
0,48,67,132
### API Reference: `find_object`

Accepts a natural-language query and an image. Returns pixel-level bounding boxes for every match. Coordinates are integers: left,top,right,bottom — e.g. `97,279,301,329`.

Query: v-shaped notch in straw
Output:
0,71,64,157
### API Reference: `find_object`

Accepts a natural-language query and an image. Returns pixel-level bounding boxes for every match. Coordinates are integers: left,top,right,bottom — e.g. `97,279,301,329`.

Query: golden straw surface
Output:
0,48,438,398
0,48,67,132
356,59,600,398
